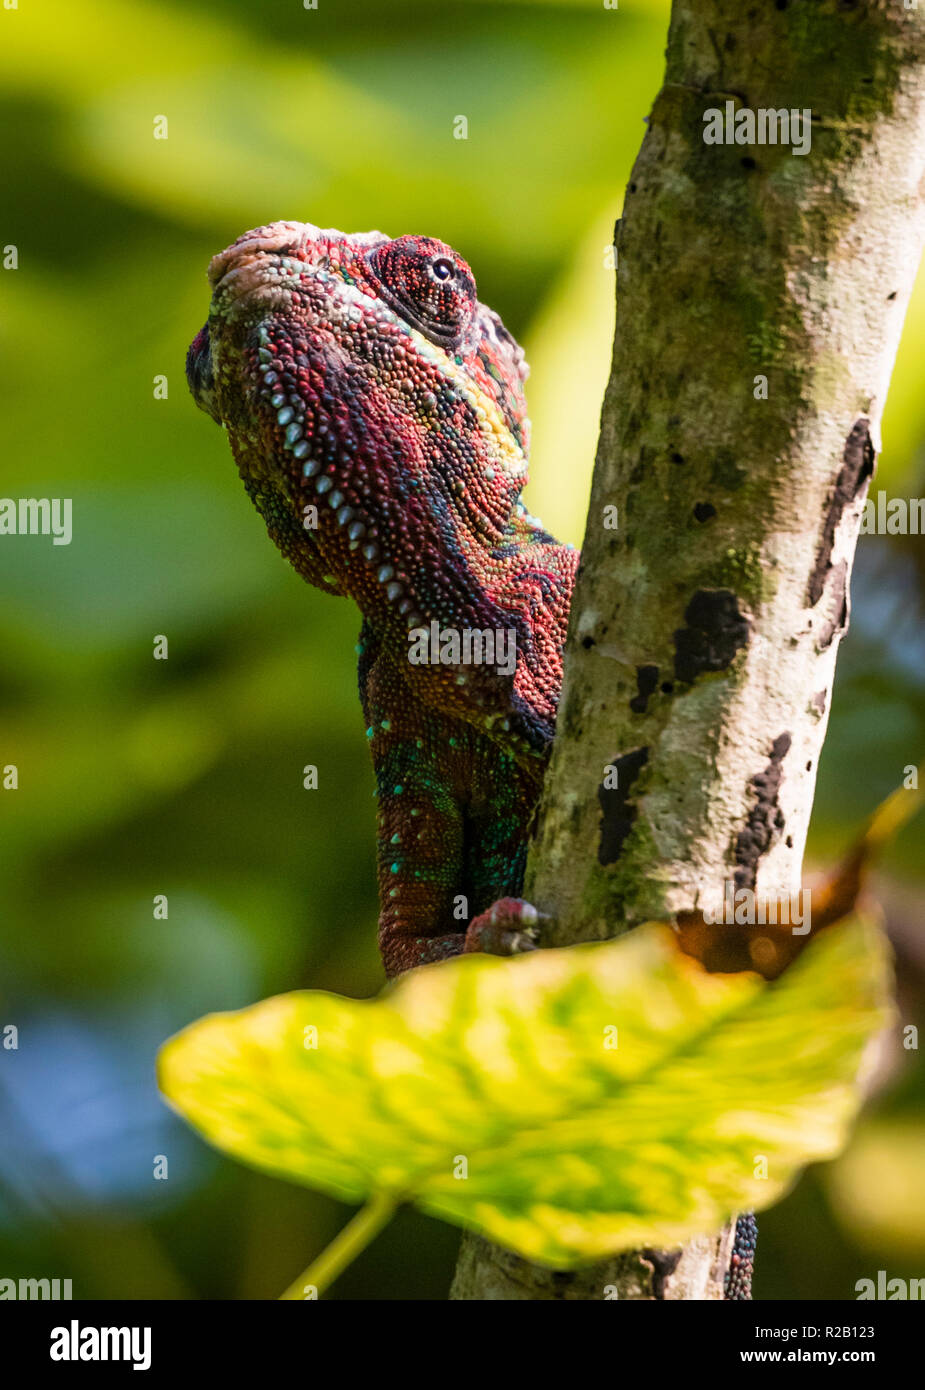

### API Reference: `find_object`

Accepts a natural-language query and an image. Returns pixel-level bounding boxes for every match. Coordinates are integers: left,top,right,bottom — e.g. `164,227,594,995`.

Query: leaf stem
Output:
278,1191,398,1300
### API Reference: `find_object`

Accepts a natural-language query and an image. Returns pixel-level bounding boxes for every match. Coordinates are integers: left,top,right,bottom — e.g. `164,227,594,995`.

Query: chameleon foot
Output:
464,898,550,957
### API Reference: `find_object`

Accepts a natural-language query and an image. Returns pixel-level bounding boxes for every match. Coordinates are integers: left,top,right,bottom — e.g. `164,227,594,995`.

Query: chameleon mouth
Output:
185,323,220,424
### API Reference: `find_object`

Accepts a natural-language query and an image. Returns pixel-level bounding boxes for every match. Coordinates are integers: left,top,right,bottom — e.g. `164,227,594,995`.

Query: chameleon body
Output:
186,220,753,1297
186,222,578,975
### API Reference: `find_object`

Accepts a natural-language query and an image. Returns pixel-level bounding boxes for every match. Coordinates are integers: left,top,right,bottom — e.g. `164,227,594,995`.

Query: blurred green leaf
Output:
827,1119,925,1258
160,916,891,1268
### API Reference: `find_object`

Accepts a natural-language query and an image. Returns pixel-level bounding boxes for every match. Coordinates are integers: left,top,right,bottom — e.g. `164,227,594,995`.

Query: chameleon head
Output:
187,220,532,624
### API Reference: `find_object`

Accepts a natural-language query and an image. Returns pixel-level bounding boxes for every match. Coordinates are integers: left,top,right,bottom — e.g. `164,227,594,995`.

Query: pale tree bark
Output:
452,0,925,1300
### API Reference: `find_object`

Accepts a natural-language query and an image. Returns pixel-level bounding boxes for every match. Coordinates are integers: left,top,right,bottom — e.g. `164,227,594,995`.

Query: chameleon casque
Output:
186,220,754,1299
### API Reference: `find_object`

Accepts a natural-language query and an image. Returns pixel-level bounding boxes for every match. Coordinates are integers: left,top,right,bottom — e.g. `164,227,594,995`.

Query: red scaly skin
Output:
187,221,578,977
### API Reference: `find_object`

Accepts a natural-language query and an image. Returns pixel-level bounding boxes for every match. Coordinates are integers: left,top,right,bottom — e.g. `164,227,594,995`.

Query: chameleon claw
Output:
464,898,552,957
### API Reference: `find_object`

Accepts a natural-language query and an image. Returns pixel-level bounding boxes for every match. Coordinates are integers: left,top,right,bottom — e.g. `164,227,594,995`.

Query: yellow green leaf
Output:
158,917,891,1269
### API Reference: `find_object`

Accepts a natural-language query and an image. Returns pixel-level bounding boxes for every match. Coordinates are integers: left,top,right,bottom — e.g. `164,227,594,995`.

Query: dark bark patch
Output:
598,747,649,865
693,501,716,522
810,689,827,715
815,559,848,650
710,449,746,491
734,732,792,892
807,419,875,606
674,589,751,683
641,1247,682,1300
630,664,659,714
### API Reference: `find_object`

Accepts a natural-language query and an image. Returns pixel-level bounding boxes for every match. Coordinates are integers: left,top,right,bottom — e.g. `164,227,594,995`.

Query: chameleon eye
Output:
366,236,476,351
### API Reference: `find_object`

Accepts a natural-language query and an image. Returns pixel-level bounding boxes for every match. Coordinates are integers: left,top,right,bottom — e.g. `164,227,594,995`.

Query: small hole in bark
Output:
888,291,897,301
671,451,685,465
660,681,674,694
775,0,788,9
581,636,595,650
741,156,757,170
786,835,793,849
694,502,717,522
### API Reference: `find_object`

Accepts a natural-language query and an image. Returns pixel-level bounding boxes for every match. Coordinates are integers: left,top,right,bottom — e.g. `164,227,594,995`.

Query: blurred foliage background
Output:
0,0,923,1301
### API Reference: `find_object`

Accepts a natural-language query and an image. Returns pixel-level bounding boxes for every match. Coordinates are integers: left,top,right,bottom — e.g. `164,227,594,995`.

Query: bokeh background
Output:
1,0,923,1300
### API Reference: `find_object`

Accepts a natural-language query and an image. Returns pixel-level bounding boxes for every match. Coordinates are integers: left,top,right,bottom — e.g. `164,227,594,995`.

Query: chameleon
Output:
186,219,754,1299
185,221,578,974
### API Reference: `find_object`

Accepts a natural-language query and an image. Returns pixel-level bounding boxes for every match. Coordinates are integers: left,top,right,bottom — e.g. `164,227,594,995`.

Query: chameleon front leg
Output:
372,754,544,974
359,635,463,973
369,710,546,975
457,754,550,958
372,729,469,976
362,640,540,974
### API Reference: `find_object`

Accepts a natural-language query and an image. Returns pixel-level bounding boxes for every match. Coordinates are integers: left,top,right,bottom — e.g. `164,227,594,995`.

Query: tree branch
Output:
452,0,925,1301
